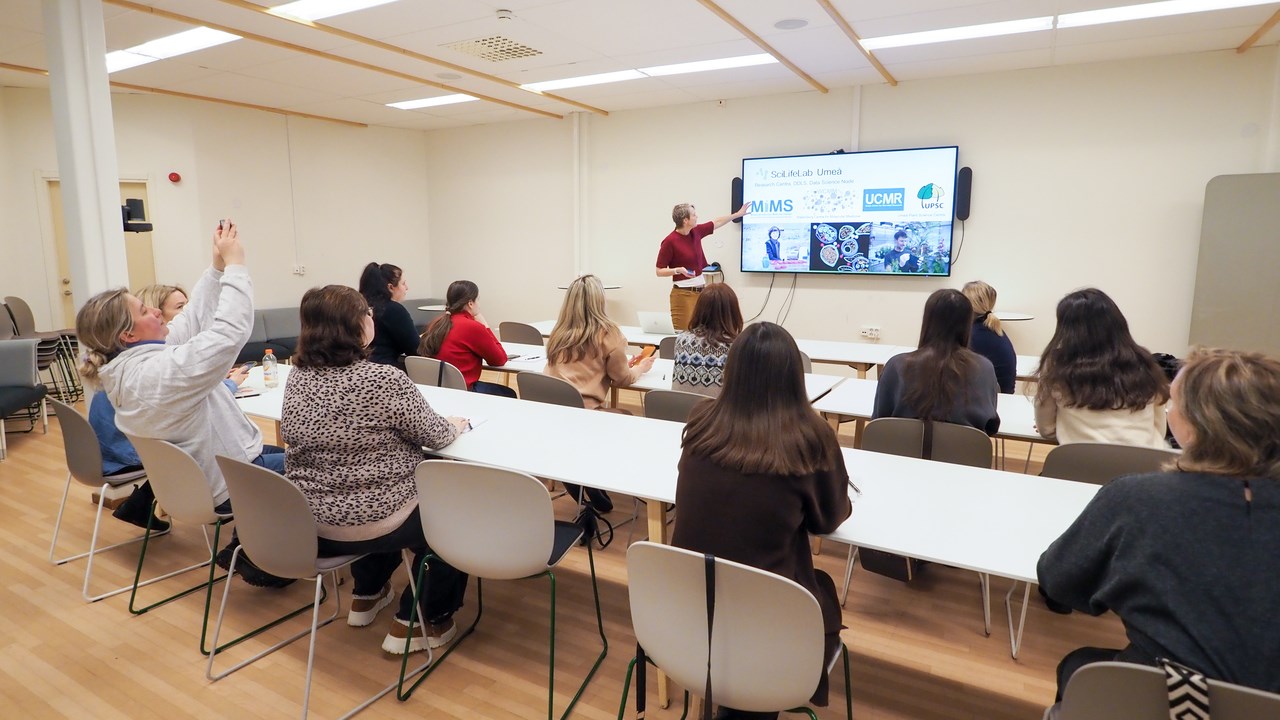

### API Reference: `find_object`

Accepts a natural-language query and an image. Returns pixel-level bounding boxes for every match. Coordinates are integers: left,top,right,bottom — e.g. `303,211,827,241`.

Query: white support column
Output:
42,0,129,302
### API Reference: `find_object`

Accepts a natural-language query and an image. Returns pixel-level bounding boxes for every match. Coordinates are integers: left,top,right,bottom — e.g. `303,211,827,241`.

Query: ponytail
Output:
358,262,402,309
74,288,134,388
417,280,479,358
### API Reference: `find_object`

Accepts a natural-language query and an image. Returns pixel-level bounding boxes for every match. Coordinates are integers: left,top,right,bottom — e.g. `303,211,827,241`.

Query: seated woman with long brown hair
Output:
1038,348,1280,705
1034,288,1169,447
672,283,743,398
673,322,853,719
873,288,1001,435
545,274,655,410
417,280,514,397
283,285,470,655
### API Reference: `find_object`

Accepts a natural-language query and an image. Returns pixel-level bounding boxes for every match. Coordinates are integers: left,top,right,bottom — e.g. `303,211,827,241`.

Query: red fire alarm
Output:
168,172,182,183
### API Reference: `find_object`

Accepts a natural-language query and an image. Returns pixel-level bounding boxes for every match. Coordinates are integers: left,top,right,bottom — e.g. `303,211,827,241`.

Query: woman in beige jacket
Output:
545,274,655,410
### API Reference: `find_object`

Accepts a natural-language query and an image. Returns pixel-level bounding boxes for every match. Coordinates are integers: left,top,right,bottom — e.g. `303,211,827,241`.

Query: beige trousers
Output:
668,287,701,331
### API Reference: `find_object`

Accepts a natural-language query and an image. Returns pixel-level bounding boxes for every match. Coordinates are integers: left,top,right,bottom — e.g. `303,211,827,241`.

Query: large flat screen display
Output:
740,146,959,276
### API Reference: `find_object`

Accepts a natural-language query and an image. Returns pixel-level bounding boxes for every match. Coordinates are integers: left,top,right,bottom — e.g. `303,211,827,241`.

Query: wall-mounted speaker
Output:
731,177,743,223
955,166,973,221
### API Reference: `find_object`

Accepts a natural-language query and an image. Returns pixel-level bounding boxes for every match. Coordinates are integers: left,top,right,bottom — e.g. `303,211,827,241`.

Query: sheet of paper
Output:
674,273,706,289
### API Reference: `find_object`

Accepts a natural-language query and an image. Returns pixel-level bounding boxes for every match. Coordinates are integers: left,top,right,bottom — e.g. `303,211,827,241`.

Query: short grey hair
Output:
672,203,695,227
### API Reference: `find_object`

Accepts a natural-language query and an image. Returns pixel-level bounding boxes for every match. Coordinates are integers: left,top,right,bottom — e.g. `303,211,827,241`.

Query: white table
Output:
811,377,1046,444
529,320,910,378
237,379,1094,662
417,304,446,312
831,448,1096,657
993,311,1034,322
490,342,845,404
555,283,621,290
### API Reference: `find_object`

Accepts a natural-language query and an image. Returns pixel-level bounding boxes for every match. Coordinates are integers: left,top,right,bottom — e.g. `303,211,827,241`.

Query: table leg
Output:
852,418,865,448
848,362,871,379
646,500,671,707
980,573,991,636
610,386,619,409
826,413,840,433
1004,581,1032,658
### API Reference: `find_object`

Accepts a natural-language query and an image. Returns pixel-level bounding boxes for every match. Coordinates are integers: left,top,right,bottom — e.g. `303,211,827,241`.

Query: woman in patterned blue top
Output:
672,284,743,398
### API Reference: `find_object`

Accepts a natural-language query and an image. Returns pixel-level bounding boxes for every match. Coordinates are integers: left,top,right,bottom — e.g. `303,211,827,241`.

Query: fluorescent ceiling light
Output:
128,27,241,59
638,53,777,77
105,51,156,73
860,16,1054,50
1057,0,1278,28
391,52,780,110
387,94,478,110
521,70,646,93
105,27,240,73
269,0,399,22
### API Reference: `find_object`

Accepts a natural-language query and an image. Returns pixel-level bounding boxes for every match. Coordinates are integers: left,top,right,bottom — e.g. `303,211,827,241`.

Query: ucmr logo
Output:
749,199,794,213
862,188,904,212
917,183,946,209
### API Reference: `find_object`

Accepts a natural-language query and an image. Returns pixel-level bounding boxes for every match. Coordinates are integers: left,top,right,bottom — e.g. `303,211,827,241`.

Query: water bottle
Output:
262,348,278,388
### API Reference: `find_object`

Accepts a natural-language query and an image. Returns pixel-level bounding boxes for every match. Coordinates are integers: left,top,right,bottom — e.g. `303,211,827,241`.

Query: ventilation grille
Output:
442,35,542,62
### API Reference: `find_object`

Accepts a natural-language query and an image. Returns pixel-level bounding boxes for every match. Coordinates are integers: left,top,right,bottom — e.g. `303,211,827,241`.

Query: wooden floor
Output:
0,387,1127,719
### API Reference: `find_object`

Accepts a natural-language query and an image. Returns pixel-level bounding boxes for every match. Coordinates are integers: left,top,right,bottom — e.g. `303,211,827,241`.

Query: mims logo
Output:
917,183,946,209
749,199,794,213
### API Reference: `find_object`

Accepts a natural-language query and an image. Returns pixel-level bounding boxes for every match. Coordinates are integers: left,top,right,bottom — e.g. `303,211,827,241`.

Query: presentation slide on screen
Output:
740,147,958,276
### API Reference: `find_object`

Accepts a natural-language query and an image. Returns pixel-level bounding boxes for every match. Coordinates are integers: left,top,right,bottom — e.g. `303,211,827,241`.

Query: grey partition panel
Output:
1189,173,1280,356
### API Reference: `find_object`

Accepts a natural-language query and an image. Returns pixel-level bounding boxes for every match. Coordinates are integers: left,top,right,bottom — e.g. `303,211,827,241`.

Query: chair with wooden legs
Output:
46,399,157,602
515,372,585,408
1040,442,1180,485
498,321,544,346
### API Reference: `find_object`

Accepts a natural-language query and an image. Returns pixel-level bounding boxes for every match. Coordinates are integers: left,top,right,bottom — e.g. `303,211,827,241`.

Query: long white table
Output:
529,319,1043,381
811,377,1047,444
236,375,1095,662
492,342,844,403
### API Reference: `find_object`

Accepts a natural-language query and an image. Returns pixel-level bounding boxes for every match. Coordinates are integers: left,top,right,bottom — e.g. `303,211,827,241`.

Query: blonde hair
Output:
962,280,1003,336
135,284,185,316
546,275,615,365
1171,348,1280,479
672,203,695,227
75,289,134,386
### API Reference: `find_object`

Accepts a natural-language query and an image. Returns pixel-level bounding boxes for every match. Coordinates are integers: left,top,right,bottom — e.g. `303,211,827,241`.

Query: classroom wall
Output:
3,47,1276,358
0,86,432,327
424,47,1278,357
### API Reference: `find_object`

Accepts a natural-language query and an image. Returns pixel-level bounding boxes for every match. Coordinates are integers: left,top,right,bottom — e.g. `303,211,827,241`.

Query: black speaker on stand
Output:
730,177,743,223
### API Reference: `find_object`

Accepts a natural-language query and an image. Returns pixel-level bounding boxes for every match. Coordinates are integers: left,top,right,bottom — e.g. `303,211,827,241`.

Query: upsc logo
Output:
917,183,946,209
862,188,904,212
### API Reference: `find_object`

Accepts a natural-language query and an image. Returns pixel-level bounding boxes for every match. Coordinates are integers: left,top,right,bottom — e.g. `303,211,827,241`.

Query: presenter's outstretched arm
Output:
710,203,751,230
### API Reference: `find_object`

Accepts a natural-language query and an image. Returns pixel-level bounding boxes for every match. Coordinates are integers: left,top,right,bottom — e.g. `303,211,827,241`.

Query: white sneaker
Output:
347,583,394,627
381,617,457,655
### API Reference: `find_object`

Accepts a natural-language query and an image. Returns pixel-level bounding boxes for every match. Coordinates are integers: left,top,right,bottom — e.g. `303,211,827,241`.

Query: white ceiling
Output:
0,0,1276,130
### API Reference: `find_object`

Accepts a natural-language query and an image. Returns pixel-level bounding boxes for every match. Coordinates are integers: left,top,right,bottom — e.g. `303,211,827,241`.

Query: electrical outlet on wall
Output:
859,325,881,342
292,265,306,276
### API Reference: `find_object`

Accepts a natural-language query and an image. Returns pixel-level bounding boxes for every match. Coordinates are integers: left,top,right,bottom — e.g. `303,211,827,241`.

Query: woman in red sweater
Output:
418,280,516,398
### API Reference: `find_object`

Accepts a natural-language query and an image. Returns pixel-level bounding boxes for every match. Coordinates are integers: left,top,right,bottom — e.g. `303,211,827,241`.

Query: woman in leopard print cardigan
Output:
283,285,471,655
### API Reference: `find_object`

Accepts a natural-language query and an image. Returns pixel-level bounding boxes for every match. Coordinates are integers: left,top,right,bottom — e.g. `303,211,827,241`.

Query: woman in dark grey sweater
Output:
872,288,1000,435
1038,348,1280,701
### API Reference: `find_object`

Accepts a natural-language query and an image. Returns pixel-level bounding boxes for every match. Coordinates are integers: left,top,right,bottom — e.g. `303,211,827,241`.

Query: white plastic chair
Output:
642,389,708,423
404,356,467,390
498,321,544,346
389,460,607,720
1041,442,1180,485
1053,661,1280,720
126,435,314,656
46,398,157,602
516,372,585,408
620,542,852,719
208,457,426,719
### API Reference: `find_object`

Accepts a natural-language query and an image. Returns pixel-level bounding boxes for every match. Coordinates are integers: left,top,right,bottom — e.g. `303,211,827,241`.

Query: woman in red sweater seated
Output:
417,280,516,398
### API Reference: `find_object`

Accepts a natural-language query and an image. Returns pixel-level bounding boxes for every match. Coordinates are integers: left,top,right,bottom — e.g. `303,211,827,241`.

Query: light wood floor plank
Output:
0,389,1126,718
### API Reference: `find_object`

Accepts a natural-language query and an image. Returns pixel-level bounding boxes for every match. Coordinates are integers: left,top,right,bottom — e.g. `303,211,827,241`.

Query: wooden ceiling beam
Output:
694,0,828,93
0,61,366,126
104,0,563,120
1237,7,1280,53
815,0,898,87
